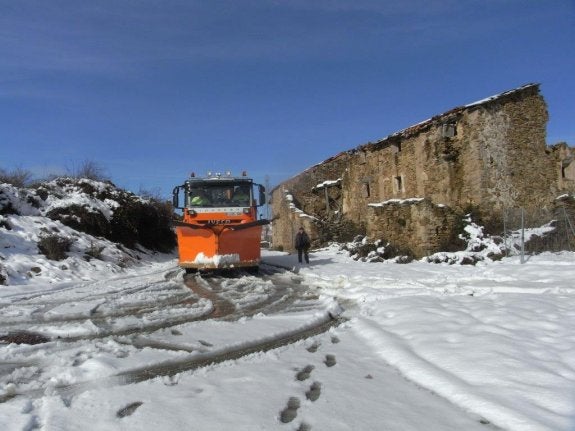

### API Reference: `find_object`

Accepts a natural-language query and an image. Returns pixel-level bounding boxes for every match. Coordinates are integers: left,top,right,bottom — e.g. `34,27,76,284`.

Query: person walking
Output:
295,227,311,264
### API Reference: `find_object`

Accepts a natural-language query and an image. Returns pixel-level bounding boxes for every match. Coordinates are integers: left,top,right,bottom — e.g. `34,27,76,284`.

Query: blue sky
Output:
1,0,574,198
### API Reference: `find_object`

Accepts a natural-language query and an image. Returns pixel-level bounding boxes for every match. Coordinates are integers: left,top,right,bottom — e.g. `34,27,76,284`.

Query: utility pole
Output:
520,208,525,264
265,175,270,220
264,175,271,246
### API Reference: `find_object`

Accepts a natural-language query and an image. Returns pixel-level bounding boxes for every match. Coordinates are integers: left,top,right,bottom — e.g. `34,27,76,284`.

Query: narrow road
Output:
0,264,342,403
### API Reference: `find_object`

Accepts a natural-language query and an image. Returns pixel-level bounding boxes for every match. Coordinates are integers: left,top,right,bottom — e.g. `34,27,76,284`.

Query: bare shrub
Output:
0,167,34,187
0,194,17,215
342,236,414,263
47,204,111,238
138,187,164,202
0,218,11,230
67,160,108,181
38,234,73,261
117,255,134,268
84,242,105,261
111,198,176,253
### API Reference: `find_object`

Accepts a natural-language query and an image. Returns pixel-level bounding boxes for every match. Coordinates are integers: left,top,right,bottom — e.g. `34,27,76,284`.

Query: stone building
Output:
271,84,575,257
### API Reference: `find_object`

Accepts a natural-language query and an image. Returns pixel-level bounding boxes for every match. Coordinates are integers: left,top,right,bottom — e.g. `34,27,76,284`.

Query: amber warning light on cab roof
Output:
190,171,247,179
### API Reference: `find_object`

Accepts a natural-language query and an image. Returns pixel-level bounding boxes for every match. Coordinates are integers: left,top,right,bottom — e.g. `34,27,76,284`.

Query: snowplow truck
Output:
172,172,269,272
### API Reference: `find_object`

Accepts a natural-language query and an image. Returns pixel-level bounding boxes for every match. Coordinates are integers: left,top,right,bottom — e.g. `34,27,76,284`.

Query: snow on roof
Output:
359,83,540,152
270,83,541,190
463,83,539,108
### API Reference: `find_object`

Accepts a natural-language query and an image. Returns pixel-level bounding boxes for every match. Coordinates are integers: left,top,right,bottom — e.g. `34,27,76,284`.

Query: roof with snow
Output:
358,83,540,153
272,83,541,191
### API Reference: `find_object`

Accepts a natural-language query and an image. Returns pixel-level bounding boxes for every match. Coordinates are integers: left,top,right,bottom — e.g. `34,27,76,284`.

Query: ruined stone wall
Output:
344,86,553,226
474,87,556,214
555,194,575,220
552,143,575,192
343,122,471,225
344,115,483,229
366,199,461,258
270,188,319,252
271,84,572,255
270,152,350,251
548,194,575,251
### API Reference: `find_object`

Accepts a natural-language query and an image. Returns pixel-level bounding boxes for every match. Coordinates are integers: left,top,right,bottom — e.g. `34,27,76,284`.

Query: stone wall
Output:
475,87,556,214
271,152,350,251
366,199,462,257
271,188,319,252
271,84,574,257
552,143,575,191
554,194,575,227
342,84,555,226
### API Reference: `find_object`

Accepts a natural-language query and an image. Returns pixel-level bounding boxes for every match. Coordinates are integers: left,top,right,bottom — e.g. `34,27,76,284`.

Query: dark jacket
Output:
295,231,310,250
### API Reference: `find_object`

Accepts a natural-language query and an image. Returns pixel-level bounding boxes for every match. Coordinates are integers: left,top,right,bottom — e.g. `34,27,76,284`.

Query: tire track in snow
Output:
0,265,340,403
0,313,343,403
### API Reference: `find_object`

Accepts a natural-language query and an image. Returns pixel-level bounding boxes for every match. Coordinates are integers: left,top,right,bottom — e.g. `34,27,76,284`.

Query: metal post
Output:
265,175,271,221
563,205,574,252
503,207,508,257
520,208,525,264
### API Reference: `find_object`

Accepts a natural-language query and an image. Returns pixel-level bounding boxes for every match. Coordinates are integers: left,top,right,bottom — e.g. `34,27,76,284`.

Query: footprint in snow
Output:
306,342,320,353
116,401,143,418
296,365,315,381
324,354,336,367
305,382,322,402
279,397,300,423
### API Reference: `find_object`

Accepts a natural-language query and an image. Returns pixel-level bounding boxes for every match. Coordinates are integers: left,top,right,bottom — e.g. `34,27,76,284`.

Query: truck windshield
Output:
186,183,251,207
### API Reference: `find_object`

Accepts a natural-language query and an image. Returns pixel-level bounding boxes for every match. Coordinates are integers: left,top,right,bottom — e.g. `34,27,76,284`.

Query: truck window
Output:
188,188,211,206
231,185,251,206
186,183,252,207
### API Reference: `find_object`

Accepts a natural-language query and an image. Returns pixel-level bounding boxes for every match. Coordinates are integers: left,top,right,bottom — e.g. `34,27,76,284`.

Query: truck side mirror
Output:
172,186,180,208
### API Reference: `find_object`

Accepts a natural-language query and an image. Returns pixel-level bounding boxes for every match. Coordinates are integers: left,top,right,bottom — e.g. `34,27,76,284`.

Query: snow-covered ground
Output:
1,243,574,430
1,180,574,430
272,248,575,431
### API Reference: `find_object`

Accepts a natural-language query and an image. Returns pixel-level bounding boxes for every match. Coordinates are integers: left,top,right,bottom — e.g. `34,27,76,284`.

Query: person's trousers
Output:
297,248,309,263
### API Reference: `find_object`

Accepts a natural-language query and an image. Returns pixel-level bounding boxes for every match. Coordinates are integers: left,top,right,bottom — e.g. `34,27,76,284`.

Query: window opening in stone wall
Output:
395,176,403,193
362,182,370,198
562,159,575,180
442,122,457,138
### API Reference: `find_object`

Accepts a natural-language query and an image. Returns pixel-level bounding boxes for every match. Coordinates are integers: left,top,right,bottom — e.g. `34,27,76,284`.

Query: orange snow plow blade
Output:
175,223,265,269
